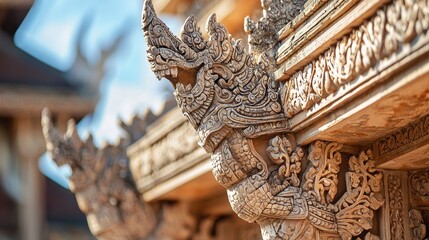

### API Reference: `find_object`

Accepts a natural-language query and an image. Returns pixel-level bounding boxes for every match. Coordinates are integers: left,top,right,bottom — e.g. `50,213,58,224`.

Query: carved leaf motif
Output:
267,136,303,188
410,170,429,196
335,150,383,240
303,141,342,205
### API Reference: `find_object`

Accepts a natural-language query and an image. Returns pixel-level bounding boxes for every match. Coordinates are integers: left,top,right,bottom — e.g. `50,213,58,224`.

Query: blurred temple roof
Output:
0,0,98,117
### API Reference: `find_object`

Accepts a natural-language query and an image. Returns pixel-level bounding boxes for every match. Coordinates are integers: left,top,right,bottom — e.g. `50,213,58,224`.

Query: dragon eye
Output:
186,95,194,102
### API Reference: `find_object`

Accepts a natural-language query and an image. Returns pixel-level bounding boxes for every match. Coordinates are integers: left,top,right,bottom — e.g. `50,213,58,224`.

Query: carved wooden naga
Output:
41,109,196,240
142,0,384,239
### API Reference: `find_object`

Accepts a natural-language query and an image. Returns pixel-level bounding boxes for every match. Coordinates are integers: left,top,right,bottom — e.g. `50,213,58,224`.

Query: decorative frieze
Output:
280,0,429,118
133,121,199,176
375,115,429,158
127,111,208,193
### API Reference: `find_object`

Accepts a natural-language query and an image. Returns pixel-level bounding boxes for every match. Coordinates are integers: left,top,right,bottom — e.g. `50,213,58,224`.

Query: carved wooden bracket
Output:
141,0,385,239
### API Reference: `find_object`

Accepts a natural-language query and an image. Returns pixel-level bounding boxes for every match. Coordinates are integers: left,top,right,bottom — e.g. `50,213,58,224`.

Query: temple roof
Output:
0,31,79,91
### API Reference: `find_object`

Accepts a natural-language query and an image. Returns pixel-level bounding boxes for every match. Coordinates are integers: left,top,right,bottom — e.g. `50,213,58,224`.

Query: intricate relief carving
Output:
142,0,384,238
244,0,306,54
410,170,429,197
409,209,427,240
334,150,384,239
281,0,429,118
409,170,429,208
135,122,199,178
303,141,342,206
375,115,429,157
42,109,198,240
387,174,405,240
267,135,303,188
143,0,289,154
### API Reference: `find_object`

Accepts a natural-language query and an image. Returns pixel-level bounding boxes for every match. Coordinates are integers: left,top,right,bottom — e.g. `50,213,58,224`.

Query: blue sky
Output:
14,0,180,187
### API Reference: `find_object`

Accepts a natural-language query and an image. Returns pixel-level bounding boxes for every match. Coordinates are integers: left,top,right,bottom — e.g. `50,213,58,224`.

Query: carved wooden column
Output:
14,116,46,240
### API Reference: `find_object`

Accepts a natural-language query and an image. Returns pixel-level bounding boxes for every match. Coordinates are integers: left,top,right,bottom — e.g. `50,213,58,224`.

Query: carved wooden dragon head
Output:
142,0,288,152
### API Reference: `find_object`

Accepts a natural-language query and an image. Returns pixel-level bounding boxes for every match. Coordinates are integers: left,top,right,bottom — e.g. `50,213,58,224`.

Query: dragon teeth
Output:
171,67,178,78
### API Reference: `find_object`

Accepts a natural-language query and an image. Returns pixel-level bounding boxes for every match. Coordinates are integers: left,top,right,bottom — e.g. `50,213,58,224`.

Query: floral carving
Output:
281,0,429,118
375,115,429,157
142,0,384,239
410,170,429,197
334,150,384,239
267,135,303,188
409,170,429,209
303,141,342,205
386,174,405,240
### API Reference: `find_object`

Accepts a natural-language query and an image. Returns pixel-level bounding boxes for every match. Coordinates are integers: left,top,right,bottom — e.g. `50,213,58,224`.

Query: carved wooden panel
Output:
280,0,429,119
374,115,429,170
409,170,429,209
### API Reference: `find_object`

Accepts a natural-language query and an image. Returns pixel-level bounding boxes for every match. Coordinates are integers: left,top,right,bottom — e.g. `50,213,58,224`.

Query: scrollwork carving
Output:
303,141,342,205
375,115,429,158
281,0,429,118
387,174,405,240
409,169,429,209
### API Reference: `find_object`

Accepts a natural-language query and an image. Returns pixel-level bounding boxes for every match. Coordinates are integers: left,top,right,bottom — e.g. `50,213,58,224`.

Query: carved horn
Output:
142,0,197,61
180,15,207,52
41,108,82,167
